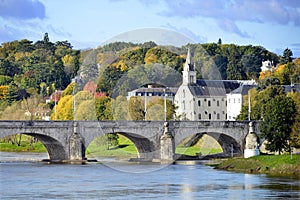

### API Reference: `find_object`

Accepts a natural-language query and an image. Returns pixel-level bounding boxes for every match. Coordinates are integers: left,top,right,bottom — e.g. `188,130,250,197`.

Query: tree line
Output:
1,36,299,154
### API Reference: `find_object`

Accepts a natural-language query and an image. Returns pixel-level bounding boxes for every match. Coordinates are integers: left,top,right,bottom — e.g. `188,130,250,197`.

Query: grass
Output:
1,134,223,159
176,134,223,156
176,146,222,156
0,141,47,152
216,154,300,178
0,135,47,152
86,135,138,159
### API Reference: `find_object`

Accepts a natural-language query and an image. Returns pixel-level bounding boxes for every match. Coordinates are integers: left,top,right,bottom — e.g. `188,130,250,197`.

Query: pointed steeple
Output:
186,48,191,65
182,48,197,85
184,48,194,71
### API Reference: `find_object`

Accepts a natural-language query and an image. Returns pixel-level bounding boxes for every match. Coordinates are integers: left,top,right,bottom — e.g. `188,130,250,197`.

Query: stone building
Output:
174,49,240,120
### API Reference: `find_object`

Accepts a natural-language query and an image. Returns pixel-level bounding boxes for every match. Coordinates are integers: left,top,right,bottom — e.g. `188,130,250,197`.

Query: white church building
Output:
174,49,241,120
127,49,257,121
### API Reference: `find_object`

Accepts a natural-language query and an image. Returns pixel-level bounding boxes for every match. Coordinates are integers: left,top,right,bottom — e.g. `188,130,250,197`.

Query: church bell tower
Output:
182,48,196,85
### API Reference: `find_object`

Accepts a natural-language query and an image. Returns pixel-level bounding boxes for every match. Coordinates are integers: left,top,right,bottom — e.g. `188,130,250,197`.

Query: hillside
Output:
1,35,297,120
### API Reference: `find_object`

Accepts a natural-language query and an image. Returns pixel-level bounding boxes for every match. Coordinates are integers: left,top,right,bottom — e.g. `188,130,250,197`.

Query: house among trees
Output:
260,60,275,72
127,83,177,103
46,90,63,104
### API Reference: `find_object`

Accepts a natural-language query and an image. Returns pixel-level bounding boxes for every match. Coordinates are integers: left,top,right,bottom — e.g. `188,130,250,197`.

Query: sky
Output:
0,0,300,57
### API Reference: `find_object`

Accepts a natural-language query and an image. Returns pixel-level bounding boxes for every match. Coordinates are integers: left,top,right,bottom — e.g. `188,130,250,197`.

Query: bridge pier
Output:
69,122,86,161
69,132,85,161
160,122,175,162
244,121,260,158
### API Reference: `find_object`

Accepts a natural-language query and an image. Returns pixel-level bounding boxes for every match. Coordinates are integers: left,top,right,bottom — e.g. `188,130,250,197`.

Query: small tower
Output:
182,48,197,85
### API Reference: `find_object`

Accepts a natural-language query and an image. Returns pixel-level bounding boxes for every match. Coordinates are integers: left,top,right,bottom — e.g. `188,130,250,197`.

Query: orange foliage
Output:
94,92,107,98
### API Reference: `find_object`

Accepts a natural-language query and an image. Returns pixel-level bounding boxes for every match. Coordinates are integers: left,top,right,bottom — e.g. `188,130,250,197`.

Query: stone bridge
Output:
0,120,260,162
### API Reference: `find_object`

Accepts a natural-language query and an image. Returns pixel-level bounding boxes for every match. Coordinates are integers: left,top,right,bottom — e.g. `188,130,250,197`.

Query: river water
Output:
0,152,299,199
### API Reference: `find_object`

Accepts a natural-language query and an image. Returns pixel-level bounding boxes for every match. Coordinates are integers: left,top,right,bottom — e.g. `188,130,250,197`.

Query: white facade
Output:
175,49,239,121
226,84,255,121
226,93,243,121
261,60,274,72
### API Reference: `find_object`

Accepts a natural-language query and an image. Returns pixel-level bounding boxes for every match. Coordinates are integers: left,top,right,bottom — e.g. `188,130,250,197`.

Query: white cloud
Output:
156,0,300,37
0,0,46,19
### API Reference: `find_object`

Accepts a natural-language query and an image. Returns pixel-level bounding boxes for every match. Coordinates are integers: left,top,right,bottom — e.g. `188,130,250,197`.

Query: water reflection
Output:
0,151,48,162
0,153,299,199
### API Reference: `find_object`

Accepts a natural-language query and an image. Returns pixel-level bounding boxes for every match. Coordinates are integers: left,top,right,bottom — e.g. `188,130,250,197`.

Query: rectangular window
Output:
198,113,201,120
209,113,212,120
217,113,220,119
198,100,201,107
217,100,220,106
208,100,211,107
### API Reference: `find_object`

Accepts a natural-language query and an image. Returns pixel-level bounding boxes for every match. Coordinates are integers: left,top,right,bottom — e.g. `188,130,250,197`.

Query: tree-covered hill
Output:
1,34,297,118
87,41,280,96
0,33,80,101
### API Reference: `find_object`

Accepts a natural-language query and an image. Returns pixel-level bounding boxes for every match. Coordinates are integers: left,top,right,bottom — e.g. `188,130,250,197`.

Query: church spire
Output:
184,48,194,71
182,48,197,85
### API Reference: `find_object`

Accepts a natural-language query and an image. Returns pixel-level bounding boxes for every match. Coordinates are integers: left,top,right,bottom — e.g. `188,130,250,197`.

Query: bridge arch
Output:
84,131,157,159
175,131,242,155
0,132,67,161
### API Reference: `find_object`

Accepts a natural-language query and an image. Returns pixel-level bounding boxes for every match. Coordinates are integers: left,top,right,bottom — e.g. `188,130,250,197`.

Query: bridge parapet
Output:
0,120,260,162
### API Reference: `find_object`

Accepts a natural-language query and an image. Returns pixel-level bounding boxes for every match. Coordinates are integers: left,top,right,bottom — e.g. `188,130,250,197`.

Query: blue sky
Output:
0,0,299,57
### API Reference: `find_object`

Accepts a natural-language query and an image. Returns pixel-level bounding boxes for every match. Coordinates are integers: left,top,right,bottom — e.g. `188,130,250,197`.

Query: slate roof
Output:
229,85,256,95
129,87,178,96
283,84,300,93
188,80,240,97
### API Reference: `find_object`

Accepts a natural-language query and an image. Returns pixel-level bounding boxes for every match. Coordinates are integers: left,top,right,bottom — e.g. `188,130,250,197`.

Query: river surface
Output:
0,152,299,200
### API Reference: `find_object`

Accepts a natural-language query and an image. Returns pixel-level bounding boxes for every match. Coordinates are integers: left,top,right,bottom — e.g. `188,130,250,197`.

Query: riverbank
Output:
215,155,300,179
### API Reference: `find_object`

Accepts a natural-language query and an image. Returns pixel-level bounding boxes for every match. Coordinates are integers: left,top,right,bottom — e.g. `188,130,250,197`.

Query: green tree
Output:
128,96,144,120
105,133,119,150
280,48,293,64
112,96,129,120
146,97,176,120
95,96,112,120
76,100,97,120
259,95,297,154
287,91,300,148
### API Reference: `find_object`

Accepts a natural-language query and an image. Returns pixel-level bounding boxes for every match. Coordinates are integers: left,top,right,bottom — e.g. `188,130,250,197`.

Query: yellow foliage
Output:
259,70,272,80
144,53,156,64
0,85,9,99
14,52,31,61
51,95,73,120
62,54,74,66
294,58,300,66
274,64,286,74
116,61,128,71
